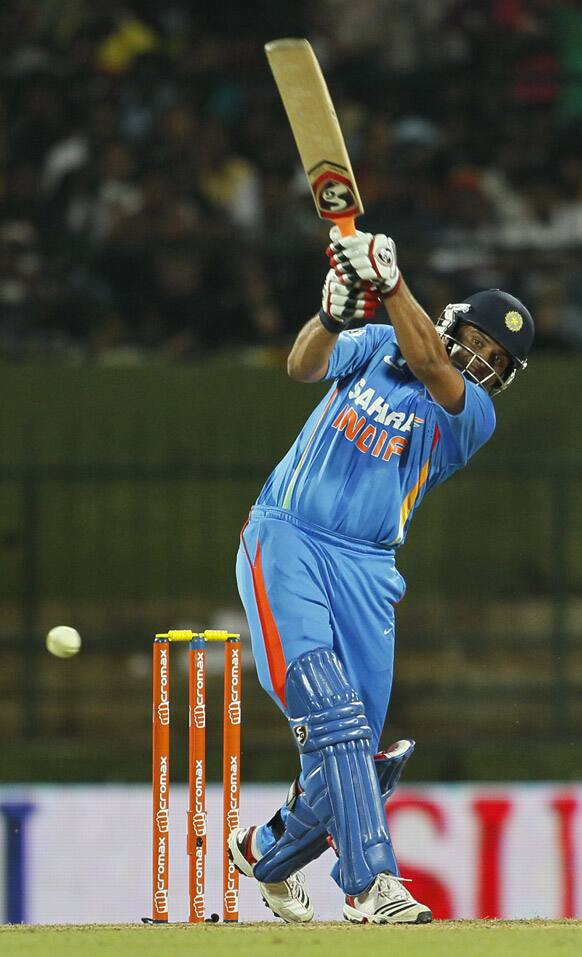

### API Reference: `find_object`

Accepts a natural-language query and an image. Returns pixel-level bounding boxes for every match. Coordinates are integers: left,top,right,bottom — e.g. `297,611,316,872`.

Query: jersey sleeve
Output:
325,324,396,380
430,378,496,467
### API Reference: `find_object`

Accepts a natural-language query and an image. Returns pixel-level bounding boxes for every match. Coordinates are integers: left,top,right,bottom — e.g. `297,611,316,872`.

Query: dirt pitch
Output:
1,920,581,957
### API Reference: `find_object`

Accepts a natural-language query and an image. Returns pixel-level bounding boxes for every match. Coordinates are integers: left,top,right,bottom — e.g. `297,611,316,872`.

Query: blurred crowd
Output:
1,0,582,360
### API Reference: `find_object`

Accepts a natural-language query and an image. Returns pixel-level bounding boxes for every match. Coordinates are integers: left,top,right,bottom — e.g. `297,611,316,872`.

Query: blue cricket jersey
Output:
256,324,495,547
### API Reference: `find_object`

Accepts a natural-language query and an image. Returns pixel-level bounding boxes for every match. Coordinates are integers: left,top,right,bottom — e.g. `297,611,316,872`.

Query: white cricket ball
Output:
46,626,82,658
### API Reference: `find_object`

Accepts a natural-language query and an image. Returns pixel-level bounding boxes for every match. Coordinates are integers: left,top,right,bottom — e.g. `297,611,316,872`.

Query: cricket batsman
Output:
228,228,534,923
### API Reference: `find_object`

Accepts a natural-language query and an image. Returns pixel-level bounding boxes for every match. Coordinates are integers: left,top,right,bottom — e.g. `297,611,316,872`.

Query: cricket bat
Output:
265,38,363,236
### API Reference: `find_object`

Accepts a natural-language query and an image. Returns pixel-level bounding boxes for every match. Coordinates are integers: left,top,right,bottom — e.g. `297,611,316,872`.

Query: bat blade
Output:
265,38,363,236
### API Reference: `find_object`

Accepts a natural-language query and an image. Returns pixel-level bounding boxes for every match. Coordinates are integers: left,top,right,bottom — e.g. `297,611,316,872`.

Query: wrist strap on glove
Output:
382,273,402,299
318,308,344,334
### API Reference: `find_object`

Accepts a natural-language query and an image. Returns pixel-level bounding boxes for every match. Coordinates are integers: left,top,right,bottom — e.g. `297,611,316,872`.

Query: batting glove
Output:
326,226,401,297
319,268,382,333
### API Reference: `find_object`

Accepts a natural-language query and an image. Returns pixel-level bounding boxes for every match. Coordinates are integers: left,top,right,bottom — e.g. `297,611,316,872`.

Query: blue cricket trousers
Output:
236,505,406,749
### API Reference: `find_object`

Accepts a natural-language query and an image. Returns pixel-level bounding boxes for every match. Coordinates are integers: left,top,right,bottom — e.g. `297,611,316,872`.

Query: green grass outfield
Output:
1,921,581,957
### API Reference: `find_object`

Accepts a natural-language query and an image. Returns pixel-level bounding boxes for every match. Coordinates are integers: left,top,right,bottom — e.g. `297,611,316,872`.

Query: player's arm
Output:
328,232,465,413
382,279,465,413
287,269,381,382
287,315,338,382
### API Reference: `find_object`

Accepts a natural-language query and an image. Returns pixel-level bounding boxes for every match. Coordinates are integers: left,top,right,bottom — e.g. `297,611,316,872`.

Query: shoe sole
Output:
259,887,314,924
344,907,432,925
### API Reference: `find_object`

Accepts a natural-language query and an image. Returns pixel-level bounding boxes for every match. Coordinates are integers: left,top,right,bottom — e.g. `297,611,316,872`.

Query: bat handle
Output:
334,216,356,237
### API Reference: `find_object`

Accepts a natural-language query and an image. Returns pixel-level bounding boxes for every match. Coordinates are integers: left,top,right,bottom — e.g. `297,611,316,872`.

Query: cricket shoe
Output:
228,826,314,923
343,872,432,925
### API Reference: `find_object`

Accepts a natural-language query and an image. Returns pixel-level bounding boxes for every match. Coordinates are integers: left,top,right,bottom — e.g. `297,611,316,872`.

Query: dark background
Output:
1,0,581,785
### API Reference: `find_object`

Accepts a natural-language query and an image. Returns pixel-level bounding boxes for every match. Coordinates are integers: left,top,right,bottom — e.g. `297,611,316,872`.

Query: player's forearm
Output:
287,315,337,382
383,278,450,379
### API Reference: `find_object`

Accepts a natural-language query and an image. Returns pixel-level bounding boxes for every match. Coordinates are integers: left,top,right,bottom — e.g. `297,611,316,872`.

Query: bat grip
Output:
334,216,356,237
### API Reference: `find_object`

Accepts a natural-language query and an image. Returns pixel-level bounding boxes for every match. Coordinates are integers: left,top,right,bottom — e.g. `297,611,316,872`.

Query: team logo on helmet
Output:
504,310,523,332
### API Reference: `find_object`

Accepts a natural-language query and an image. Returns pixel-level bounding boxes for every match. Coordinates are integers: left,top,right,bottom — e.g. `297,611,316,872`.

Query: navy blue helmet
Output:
435,289,535,395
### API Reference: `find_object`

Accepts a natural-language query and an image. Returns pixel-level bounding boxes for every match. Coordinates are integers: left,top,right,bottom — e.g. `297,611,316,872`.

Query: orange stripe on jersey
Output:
250,539,287,707
392,425,440,545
